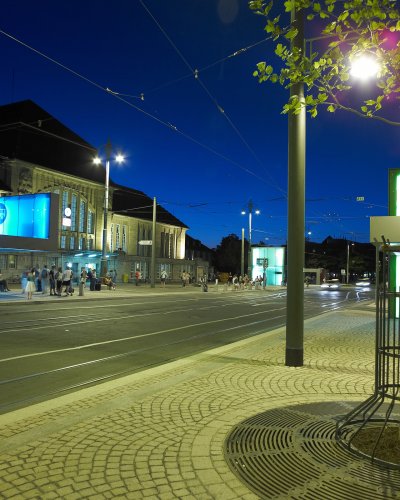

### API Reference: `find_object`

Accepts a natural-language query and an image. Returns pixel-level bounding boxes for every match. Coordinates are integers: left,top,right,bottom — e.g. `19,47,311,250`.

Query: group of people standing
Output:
23,265,73,299
227,273,265,290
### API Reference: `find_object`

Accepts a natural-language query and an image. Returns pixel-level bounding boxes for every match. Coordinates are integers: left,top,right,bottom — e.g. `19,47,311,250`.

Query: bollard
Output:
79,282,84,296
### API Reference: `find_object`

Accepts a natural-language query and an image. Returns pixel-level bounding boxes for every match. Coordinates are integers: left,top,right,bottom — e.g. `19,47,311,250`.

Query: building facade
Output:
0,100,211,283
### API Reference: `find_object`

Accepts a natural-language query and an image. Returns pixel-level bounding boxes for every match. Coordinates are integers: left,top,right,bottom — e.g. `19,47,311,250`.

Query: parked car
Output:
321,279,342,290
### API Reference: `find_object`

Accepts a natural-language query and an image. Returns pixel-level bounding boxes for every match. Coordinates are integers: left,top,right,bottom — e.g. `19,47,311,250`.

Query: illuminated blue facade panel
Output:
252,246,286,285
0,193,51,239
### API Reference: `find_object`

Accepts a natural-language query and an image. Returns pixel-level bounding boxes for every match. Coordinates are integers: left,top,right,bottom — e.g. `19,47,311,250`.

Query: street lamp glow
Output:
350,54,380,81
93,141,125,277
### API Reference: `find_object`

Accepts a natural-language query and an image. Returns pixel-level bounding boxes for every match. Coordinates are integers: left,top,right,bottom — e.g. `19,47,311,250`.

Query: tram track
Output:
0,288,374,413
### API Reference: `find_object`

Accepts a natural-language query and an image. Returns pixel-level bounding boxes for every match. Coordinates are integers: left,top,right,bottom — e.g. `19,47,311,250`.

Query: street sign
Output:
139,240,152,245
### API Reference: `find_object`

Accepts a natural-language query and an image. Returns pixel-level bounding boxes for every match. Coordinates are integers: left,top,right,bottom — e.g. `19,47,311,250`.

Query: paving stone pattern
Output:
1,308,396,499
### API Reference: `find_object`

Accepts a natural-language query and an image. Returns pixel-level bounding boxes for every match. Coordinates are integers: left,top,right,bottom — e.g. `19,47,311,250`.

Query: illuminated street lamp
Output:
242,200,260,279
93,140,124,277
350,54,380,81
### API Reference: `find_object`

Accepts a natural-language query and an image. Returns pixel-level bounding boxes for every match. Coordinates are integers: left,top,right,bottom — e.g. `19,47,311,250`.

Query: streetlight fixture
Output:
350,54,380,81
242,200,260,279
93,139,124,277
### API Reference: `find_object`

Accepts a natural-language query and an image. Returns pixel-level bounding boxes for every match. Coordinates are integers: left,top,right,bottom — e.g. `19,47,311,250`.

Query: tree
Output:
250,0,400,125
215,234,247,273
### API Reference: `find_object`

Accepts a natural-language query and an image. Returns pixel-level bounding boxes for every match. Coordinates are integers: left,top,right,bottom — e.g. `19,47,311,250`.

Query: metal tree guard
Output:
336,242,400,469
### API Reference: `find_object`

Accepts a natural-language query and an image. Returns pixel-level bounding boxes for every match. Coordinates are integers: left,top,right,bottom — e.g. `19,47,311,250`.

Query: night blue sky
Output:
1,1,398,248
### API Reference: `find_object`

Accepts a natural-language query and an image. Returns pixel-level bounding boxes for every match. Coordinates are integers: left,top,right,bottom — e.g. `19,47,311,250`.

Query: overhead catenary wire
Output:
0,27,284,195
139,0,286,198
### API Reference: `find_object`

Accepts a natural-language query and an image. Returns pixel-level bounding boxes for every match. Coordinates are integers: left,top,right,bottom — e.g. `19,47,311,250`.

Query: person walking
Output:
160,269,168,287
25,268,36,299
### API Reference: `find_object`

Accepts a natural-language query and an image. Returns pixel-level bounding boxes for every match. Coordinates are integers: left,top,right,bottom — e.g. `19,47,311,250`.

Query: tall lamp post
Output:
285,6,380,368
242,200,260,279
346,241,355,284
93,140,124,278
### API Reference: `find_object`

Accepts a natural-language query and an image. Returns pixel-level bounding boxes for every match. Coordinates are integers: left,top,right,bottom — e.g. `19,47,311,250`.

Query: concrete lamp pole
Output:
346,242,354,284
93,140,124,278
285,6,306,367
242,200,260,280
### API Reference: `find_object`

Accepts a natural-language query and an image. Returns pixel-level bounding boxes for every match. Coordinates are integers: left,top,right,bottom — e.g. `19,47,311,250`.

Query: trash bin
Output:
79,282,84,296
122,273,128,283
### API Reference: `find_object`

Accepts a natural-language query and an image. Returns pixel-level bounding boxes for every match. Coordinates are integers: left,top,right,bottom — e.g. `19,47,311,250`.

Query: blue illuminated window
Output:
70,236,75,250
110,224,114,252
60,235,66,249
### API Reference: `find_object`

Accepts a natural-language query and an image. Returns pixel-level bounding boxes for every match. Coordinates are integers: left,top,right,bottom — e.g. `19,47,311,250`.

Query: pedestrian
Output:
21,271,28,293
62,266,73,296
135,269,140,286
0,270,10,292
55,267,63,296
34,266,41,292
80,267,87,287
181,271,186,287
160,269,168,287
215,272,219,287
25,268,36,299
49,265,56,295
41,265,49,294
90,268,97,291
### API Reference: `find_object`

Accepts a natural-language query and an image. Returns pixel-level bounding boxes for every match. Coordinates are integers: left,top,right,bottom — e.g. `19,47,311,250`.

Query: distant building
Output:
0,99,211,282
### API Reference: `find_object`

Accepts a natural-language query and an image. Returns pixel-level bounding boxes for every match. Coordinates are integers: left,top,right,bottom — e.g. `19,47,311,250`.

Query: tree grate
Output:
224,401,400,499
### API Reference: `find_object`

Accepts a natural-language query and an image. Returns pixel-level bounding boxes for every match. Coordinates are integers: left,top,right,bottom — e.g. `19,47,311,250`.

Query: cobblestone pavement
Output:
0,304,393,499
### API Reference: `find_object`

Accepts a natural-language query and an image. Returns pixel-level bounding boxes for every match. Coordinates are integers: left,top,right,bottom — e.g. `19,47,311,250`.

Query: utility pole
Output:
151,197,156,288
285,6,305,367
241,228,245,276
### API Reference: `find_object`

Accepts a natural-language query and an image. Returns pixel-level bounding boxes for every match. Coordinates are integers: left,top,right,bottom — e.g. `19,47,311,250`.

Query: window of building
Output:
122,225,127,252
0,255,7,270
70,236,75,250
62,191,69,229
87,239,93,250
71,193,77,231
61,235,66,249
87,210,94,234
8,255,16,269
110,224,114,253
79,237,84,250
116,224,120,250
79,200,86,232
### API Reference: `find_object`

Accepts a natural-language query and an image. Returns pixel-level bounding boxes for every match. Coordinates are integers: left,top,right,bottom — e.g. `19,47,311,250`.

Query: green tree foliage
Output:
215,234,247,273
249,0,400,125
